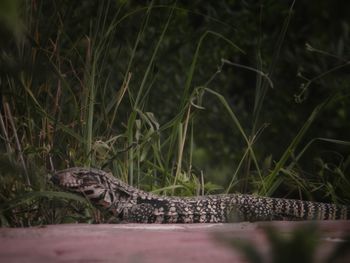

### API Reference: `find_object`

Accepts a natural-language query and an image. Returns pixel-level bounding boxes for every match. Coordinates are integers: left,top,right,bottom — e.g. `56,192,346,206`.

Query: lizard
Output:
51,167,349,223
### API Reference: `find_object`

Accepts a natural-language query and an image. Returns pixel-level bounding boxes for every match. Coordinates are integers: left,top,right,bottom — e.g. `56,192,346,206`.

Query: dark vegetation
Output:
0,0,349,226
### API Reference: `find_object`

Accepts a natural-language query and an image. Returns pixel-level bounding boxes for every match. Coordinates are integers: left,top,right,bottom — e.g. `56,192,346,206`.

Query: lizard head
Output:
51,167,109,200
52,167,136,214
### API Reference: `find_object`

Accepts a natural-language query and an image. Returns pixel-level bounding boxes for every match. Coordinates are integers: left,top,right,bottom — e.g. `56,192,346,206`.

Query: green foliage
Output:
0,0,349,225
0,0,23,40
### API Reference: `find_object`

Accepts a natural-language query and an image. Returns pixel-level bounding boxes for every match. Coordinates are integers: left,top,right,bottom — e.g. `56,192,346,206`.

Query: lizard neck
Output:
92,170,156,217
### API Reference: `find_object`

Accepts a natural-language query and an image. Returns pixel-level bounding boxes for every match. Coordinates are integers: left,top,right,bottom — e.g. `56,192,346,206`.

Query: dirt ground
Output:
0,221,349,263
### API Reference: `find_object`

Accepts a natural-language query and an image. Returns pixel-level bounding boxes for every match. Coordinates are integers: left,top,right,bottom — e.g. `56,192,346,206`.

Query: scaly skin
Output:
51,167,349,223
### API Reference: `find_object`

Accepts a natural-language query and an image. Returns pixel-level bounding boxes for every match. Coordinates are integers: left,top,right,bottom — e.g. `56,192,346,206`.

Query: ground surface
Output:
0,221,349,263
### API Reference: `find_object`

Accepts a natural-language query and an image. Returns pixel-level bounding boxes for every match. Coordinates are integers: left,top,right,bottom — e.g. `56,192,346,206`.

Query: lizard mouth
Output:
51,172,83,190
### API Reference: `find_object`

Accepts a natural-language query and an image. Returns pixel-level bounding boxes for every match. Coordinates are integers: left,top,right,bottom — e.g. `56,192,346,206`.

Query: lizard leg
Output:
126,203,156,223
227,202,274,222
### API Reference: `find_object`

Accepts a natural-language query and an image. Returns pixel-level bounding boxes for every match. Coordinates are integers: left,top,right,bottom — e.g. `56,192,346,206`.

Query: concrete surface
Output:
0,221,349,263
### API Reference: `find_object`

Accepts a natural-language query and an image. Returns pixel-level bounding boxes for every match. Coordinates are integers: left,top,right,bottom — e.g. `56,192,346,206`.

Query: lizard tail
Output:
272,198,349,220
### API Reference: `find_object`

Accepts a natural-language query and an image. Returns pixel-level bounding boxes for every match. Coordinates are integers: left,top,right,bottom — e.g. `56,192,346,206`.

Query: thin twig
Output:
0,110,12,154
4,102,30,186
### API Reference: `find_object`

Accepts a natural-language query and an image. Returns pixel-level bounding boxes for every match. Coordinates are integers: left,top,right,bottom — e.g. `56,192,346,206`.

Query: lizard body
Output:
52,167,349,223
